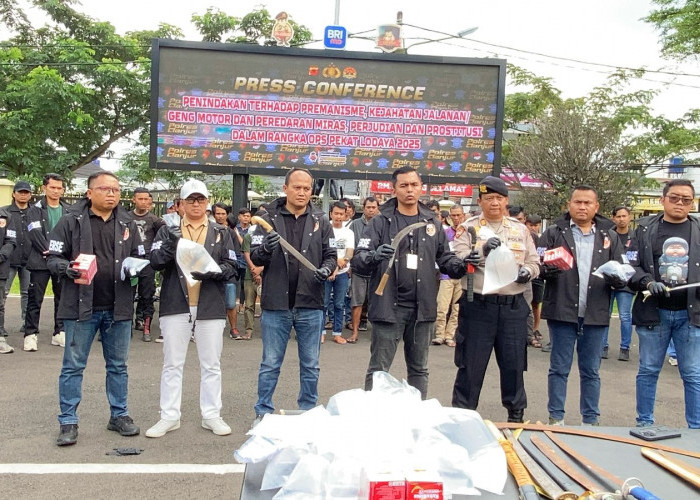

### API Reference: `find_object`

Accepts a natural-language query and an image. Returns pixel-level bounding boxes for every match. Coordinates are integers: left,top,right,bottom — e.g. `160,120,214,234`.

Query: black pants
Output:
135,265,156,320
452,293,529,412
25,270,63,337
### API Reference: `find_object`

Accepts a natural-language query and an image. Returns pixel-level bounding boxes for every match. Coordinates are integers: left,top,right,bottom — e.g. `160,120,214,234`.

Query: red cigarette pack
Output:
72,254,97,285
366,470,406,500
543,246,574,271
405,470,443,500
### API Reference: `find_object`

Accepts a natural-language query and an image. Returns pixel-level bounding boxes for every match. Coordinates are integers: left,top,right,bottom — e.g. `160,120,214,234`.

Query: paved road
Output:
0,296,688,499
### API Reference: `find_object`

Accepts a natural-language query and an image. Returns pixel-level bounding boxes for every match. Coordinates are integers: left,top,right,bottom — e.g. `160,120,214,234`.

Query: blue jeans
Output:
324,273,350,334
603,290,633,350
6,265,30,321
636,309,700,428
225,283,237,310
547,319,606,424
58,311,132,425
255,307,323,416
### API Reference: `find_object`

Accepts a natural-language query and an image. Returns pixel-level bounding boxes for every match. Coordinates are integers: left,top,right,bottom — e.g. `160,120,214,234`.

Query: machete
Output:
375,221,428,296
642,281,700,301
544,430,661,500
502,429,577,500
465,226,478,302
484,421,540,500
250,216,318,273
517,432,583,494
496,422,700,460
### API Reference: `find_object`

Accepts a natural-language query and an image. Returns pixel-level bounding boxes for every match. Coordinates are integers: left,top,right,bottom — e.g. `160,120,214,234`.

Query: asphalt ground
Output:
0,295,689,499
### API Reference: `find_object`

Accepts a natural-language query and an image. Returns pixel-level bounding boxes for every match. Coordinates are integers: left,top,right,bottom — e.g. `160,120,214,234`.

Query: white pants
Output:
159,307,226,420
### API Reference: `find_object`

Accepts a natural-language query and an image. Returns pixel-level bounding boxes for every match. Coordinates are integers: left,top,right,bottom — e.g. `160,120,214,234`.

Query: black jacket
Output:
629,213,700,327
0,207,17,280
3,202,30,267
46,199,140,321
539,213,624,326
250,197,336,311
351,198,464,323
348,215,372,278
26,197,72,271
150,221,237,320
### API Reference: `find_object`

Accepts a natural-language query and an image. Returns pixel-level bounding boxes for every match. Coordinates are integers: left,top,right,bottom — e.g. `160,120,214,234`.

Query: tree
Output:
645,0,700,60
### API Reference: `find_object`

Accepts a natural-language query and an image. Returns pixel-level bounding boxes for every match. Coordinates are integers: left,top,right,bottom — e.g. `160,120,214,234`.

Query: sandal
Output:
347,336,358,344
528,335,542,348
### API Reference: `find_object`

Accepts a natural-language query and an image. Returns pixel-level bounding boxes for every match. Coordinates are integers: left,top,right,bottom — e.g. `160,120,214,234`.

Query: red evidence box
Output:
543,246,574,271
72,254,97,285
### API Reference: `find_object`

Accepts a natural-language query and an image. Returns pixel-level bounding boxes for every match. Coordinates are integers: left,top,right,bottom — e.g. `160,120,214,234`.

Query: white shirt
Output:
331,225,355,275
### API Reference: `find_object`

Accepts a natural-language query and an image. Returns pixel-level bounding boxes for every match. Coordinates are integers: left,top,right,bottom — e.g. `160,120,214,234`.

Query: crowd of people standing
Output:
0,168,696,447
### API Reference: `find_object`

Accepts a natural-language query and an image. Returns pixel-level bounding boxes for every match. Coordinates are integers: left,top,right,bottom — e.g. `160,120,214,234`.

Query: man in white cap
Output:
146,179,239,438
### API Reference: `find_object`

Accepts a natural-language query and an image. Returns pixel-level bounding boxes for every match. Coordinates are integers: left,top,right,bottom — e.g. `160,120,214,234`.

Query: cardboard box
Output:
72,254,97,285
405,470,443,500
543,246,574,271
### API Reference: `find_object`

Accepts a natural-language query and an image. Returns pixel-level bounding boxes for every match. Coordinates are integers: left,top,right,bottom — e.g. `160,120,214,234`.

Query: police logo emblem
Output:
455,225,465,238
426,223,436,237
314,220,320,232
0,219,5,228
603,235,610,249
123,228,129,241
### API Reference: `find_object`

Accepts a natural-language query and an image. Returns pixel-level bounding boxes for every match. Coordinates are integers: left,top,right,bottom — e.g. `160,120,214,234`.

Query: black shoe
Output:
107,415,140,436
134,319,144,331
541,342,551,353
57,424,78,446
601,346,609,359
618,348,630,361
507,409,524,423
358,321,368,332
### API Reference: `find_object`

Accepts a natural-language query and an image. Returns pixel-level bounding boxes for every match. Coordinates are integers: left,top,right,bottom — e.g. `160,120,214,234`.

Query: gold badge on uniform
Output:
426,223,436,237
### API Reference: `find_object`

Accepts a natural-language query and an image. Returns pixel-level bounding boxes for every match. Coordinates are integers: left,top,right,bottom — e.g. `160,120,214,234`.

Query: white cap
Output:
180,179,209,200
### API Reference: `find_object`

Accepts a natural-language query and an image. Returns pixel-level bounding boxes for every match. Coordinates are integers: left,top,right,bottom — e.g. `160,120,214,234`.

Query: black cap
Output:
13,181,32,192
478,176,508,197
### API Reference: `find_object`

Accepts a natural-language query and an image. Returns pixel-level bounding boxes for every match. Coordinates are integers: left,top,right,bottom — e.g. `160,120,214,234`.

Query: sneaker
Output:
190,334,196,343
134,319,144,331
541,342,552,353
0,338,14,354
107,415,140,436
669,356,678,366
618,348,630,362
155,335,164,343
23,334,38,352
581,421,600,427
229,328,242,340
548,417,565,426
358,321,368,332
601,346,609,359
56,424,78,446
52,331,65,347
145,419,180,438
252,414,265,428
636,420,654,428
202,417,231,436
142,332,152,342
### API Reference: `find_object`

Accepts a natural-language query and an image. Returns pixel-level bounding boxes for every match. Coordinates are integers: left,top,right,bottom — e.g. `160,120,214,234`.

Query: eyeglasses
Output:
92,186,121,194
665,194,694,206
184,196,208,205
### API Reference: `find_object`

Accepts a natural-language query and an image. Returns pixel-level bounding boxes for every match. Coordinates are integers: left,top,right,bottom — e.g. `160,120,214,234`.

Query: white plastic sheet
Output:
234,372,507,499
120,257,150,281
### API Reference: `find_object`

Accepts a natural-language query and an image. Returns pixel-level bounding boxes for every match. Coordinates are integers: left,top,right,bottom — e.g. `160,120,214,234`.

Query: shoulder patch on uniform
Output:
228,249,237,261
48,240,64,253
151,240,163,251
27,221,42,231
357,237,371,249
6,229,16,238
426,223,436,236
251,234,264,245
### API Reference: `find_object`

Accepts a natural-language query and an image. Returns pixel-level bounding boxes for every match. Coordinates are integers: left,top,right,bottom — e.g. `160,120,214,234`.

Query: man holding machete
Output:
629,179,700,428
249,168,336,422
451,176,540,423
352,166,466,399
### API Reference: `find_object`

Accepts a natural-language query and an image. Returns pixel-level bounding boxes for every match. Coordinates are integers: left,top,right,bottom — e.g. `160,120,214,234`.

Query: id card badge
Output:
406,253,418,270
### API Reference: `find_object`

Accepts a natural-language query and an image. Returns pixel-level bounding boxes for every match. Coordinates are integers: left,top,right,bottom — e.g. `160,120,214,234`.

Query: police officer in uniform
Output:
452,176,540,423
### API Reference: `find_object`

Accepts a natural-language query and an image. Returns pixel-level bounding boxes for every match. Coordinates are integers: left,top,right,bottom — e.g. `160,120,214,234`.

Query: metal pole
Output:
334,0,340,24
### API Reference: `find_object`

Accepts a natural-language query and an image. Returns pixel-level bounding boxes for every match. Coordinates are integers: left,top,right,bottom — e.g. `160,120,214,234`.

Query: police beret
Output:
478,176,508,197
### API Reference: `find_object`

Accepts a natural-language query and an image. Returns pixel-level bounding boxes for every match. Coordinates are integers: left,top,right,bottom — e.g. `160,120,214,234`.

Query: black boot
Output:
57,424,78,446
507,409,524,423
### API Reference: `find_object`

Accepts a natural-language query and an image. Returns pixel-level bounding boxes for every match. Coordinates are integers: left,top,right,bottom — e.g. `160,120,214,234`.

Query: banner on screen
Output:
150,40,506,183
